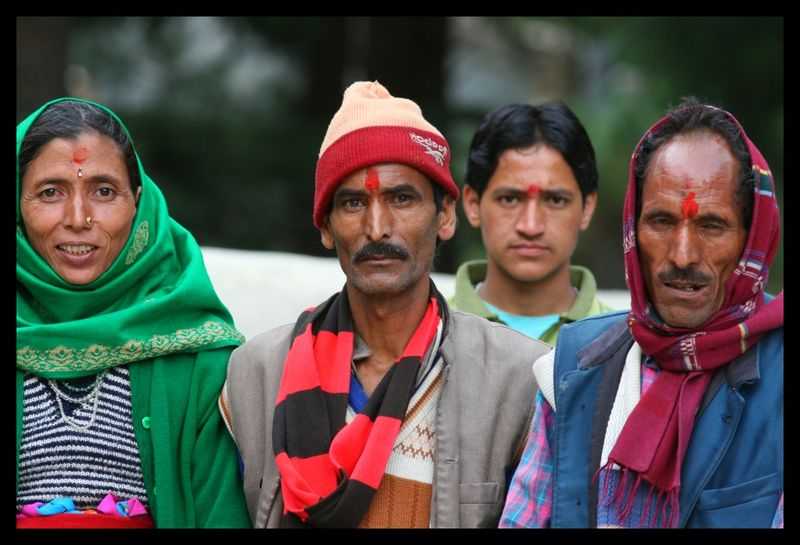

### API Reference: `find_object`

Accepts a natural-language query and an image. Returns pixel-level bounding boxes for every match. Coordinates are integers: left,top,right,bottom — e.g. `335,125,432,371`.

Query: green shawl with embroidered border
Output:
16,97,244,379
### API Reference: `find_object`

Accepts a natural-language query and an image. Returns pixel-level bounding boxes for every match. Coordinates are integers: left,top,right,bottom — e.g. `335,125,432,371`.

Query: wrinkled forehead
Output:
336,163,433,192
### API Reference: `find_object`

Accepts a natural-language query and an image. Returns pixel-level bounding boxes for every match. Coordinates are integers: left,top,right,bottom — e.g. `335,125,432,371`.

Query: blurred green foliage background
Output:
17,16,783,293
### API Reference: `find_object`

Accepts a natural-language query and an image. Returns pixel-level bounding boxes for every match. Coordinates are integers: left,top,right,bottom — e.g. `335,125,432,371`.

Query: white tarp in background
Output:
201,246,631,339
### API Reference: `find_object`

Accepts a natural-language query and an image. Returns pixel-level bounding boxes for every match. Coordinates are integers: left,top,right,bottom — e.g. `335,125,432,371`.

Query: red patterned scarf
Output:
273,284,445,527
606,108,783,526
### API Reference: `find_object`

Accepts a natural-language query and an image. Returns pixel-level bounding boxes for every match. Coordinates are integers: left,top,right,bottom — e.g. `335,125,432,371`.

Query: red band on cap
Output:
313,126,459,228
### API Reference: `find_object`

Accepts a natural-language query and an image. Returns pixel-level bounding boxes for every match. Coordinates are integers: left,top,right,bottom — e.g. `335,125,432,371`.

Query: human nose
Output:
668,222,701,269
63,193,92,230
515,199,545,238
364,199,392,241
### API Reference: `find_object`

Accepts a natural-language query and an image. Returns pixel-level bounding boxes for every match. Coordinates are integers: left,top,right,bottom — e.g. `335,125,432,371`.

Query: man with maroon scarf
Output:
499,98,783,528
219,81,549,528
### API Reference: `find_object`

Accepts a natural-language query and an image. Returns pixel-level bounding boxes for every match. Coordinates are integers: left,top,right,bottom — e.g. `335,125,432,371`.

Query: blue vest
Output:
550,310,783,528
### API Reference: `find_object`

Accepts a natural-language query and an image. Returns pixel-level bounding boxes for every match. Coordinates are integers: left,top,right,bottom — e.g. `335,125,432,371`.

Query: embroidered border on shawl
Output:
17,320,244,373
124,221,150,265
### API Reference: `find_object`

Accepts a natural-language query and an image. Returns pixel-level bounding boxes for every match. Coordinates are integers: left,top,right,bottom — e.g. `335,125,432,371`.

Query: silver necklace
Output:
47,370,107,433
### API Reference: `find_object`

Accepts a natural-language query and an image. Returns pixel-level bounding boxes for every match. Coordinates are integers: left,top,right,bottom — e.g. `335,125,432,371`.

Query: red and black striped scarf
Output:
273,284,446,527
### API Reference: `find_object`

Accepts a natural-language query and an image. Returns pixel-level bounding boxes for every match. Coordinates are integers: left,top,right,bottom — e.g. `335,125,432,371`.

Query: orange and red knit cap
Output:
313,81,460,228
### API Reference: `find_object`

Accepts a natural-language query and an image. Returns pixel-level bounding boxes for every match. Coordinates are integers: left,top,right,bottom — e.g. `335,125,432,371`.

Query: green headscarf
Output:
17,97,244,379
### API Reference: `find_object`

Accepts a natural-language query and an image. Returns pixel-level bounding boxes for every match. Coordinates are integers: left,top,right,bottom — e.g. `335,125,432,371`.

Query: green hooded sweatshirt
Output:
448,260,614,346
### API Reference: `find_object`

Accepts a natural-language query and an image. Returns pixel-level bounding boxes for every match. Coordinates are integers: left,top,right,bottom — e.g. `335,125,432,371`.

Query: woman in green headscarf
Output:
16,98,251,528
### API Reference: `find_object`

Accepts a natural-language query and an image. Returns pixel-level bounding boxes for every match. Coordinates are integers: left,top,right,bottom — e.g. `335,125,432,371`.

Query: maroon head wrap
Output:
606,105,783,526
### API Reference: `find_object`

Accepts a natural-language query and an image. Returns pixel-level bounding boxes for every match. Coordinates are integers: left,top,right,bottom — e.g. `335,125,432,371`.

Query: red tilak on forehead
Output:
681,192,699,219
73,147,89,164
365,167,380,192
526,184,541,198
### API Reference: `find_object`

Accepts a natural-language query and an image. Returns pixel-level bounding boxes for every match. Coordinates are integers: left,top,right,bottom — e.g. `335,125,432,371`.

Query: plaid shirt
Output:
498,389,555,527
772,494,783,529
499,362,784,528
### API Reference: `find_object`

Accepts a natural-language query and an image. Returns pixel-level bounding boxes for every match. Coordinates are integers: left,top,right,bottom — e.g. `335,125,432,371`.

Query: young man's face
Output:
321,163,456,297
637,132,748,329
463,145,596,286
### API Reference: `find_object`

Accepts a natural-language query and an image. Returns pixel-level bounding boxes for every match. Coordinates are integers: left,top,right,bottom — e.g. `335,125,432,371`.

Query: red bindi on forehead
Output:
681,192,699,219
72,147,89,164
526,184,541,198
365,167,380,192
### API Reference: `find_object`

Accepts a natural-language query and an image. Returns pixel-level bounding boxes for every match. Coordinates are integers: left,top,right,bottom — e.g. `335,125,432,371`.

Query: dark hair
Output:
634,97,754,229
465,102,598,203
432,182,445,214
431,181,449,249
19,100,141,191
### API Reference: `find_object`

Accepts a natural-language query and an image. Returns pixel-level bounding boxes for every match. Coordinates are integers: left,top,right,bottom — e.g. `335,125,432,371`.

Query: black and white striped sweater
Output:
16,366,149,511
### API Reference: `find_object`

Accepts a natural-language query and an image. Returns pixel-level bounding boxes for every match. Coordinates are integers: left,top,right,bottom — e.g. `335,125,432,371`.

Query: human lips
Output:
56,242,98,256
657,279,713,308
54,242,100,266
662,279,708,293
360,253,402,261
356,254,407,270
657,267,713,301
509,242,549,256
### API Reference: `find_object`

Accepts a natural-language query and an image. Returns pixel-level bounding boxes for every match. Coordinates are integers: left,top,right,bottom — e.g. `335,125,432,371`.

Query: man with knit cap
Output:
220,81,548,528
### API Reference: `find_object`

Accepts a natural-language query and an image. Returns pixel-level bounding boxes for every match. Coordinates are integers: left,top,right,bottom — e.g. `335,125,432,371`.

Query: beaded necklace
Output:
47,370,108,432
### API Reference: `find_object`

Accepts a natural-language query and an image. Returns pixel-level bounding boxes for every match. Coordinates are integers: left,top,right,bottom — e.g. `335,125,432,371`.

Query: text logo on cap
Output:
409,133,448,166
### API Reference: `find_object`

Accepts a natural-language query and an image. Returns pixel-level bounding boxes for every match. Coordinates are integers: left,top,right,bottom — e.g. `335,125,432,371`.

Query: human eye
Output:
94,186,117,200
545,193,570,208
391,192,417,206
339,197,366,211
644,213,675,230
497,194,520,206
38,186,61,201
698,219,727,234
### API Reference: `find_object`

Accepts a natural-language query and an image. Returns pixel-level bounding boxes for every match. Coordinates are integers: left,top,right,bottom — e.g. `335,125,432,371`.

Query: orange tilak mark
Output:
365,167,380,192
681,192,699,219
526,184,541,198
73,147,89,164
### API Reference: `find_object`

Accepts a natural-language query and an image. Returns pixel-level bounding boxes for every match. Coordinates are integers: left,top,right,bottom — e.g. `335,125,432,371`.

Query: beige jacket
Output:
221,308,548,528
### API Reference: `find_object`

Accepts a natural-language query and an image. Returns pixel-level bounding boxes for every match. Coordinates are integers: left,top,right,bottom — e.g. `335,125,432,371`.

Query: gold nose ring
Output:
85,216,93,226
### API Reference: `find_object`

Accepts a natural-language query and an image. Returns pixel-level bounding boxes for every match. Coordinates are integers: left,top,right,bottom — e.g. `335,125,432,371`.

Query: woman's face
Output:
20,131,140,285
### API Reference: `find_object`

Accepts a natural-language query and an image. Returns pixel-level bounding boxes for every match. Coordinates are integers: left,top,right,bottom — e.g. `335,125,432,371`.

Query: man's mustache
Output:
658,266,712,285
354,241,409,262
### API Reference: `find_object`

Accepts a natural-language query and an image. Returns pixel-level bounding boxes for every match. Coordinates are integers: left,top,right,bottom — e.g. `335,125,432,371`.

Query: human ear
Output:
462,185,481,228
579,192,598,231
320,217,335,250
437,196,457,242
